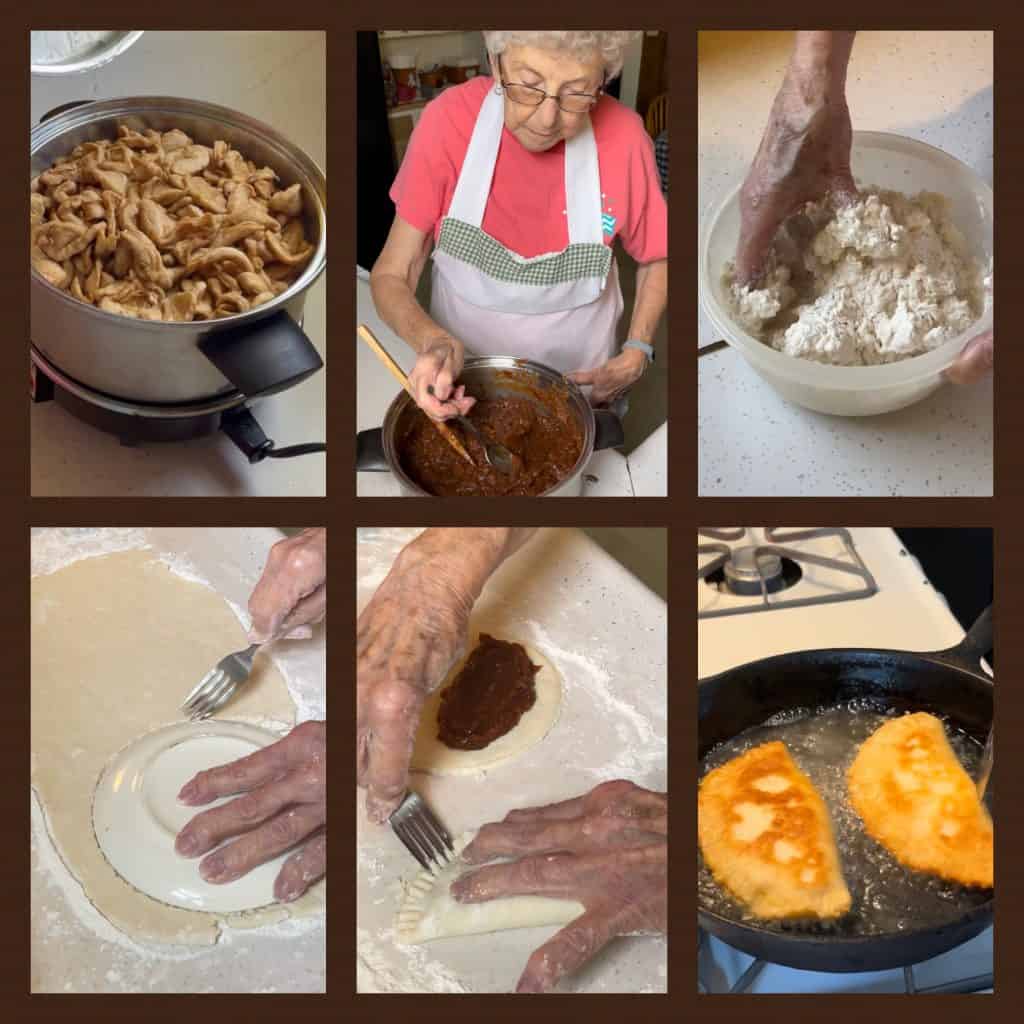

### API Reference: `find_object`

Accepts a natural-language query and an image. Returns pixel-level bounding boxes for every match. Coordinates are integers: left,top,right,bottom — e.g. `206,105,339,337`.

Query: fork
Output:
390,790,455,871
181,643,261,721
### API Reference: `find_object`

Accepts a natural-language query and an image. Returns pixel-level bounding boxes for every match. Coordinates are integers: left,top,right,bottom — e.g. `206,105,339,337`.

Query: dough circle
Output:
410,641,562,777
31,549,325,946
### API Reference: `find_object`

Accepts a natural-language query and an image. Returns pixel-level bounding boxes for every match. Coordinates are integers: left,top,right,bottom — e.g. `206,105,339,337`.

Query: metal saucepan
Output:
356,356,625,496
698,607,993,973
31,96,327,405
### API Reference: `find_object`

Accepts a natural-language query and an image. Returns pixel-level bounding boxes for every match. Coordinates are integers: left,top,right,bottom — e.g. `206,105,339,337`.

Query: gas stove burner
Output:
697,927,992,994
705,546,802,596
698,527,878,619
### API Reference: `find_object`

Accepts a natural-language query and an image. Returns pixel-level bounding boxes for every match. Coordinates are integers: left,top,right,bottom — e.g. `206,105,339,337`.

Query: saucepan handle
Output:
199,312,322,399
38,100,93,124
357,428,390,472
930,604,993,676
593,410,625,451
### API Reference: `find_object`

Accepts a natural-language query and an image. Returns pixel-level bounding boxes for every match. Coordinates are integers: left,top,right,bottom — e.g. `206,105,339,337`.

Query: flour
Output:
725,188,987,366
31,31,116,65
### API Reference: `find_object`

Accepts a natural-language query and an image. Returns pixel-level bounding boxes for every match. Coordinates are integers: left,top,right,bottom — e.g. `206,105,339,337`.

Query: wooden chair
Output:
645,92,668,138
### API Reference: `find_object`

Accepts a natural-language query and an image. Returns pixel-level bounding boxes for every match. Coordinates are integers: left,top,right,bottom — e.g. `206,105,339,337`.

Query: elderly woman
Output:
370,30,668,419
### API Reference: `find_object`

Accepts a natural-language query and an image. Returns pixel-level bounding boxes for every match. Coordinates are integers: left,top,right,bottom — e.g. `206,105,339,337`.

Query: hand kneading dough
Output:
395,832,584,943
31,549,325,946
699,742,851,919
410,640,562,776
848,712,993,888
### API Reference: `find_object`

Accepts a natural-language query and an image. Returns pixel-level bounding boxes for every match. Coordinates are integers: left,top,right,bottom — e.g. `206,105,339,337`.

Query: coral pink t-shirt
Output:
390,76,667,263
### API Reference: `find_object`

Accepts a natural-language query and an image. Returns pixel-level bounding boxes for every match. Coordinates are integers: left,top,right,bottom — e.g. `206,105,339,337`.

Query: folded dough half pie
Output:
699,741,851,920
395,832,584,944
848,712,993,888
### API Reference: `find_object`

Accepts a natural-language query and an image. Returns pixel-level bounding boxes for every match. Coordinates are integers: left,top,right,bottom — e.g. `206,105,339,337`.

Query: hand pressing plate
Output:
92,721,289,914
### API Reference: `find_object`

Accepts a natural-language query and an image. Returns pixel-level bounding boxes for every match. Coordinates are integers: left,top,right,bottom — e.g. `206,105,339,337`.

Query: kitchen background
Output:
357,29,669,453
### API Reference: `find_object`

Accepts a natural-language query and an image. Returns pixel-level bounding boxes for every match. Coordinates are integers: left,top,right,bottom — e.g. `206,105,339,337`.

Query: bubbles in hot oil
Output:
698,702,992,936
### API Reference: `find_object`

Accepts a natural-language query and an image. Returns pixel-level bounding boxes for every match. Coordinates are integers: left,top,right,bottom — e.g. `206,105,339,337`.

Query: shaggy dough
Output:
410,640,562,776
725,188,985,365
395,832,584,943
31,549,325,946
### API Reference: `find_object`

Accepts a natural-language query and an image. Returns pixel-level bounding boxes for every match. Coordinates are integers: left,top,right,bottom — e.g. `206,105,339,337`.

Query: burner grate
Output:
698,527,878,620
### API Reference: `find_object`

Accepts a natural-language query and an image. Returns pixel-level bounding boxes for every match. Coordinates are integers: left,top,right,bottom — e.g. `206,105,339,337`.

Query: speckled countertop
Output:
698,30,992,496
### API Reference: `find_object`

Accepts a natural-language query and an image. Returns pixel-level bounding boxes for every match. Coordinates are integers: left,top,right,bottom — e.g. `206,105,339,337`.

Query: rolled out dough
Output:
409,640,562,777
396,832,584,944
31,549,325,946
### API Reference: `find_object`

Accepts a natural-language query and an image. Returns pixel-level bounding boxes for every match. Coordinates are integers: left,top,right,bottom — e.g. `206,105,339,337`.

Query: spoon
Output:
426,385,516,474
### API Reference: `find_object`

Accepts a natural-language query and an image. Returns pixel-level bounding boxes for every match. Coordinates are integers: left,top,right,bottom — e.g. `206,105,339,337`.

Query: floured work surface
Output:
31,537,325,991
357,528,667,993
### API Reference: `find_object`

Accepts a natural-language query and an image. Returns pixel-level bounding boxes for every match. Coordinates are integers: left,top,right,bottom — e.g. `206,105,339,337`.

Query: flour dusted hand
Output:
451,780,667,994
357,528,537,823
735,31,858,285
175,720,326,902
725,189,985,365
946,328,993,384
248,528,326,644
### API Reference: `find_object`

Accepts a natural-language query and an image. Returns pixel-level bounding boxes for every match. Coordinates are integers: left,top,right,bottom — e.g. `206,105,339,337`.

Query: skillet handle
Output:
357,428,390,472
930,604,993,675
198,312,322,399
593,410,624,451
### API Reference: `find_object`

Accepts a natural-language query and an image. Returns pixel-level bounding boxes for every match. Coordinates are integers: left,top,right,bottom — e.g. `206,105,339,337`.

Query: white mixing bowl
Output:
699,131,993,416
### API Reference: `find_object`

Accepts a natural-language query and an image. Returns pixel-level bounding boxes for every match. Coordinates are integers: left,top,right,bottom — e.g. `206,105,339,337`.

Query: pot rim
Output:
30,95,327,333
380,356,595,497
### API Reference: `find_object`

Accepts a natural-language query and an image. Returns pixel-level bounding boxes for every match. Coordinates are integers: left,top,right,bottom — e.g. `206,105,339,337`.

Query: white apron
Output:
429,87,623,375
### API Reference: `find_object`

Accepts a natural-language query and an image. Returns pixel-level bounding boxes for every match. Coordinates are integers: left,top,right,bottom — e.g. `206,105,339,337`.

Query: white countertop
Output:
356,274,664,496
698,30,993,496
357,527,666,993
30,31,326,497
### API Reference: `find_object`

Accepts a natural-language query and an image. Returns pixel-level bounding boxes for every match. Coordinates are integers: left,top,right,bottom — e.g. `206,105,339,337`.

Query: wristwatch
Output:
622,339,655,364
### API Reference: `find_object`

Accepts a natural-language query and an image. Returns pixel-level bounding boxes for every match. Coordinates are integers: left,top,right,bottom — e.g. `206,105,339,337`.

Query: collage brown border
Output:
6,2,1020,1021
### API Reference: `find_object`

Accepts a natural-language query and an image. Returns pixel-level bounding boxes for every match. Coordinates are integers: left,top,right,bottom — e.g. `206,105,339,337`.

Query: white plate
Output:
92,720,289,913
31,31,144,76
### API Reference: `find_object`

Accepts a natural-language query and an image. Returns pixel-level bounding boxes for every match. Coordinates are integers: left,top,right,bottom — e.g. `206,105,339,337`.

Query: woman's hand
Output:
248,528,326,644
946,328,993,384
357,528,536,824
568,347,647,406
407,335,477,421
736,31,858,285
452,780,667,993
175,721,326,902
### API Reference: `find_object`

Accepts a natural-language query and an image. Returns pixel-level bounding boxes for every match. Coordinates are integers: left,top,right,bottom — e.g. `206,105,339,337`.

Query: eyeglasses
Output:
498,55,604,114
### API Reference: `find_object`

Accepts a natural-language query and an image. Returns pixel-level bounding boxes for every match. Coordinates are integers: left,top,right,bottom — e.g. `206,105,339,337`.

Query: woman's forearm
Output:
394,528,538,609
626,259,668,346
790,31,856,90
369,270,452,356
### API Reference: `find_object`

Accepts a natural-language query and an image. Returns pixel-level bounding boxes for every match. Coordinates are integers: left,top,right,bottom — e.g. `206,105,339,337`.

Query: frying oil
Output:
698,702,991,937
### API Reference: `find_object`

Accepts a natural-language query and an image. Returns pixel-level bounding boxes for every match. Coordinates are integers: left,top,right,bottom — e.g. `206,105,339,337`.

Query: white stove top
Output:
697,526,993,994
698,528,968,678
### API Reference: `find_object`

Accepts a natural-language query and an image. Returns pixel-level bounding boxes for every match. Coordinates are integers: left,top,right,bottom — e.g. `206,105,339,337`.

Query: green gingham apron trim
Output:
437,218,613,286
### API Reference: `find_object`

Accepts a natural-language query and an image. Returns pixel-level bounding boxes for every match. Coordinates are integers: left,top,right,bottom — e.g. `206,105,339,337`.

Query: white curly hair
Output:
483,31,641,81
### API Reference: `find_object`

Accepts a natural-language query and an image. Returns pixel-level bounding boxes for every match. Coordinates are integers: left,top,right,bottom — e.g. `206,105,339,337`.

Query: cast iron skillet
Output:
698,606,993,973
